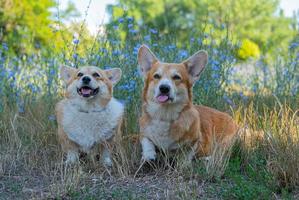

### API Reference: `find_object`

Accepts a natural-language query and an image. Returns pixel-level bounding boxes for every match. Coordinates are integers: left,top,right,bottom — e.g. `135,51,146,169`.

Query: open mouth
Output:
156,94,171,103
77,86,99,98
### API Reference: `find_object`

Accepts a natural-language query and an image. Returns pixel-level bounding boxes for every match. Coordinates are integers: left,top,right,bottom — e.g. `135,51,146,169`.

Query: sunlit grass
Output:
0,94,298,198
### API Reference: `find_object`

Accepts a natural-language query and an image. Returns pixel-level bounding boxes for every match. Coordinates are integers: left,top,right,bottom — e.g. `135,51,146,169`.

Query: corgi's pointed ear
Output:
105,68,122,85
60,65,76,84
183,50,208,84
138,45,158,76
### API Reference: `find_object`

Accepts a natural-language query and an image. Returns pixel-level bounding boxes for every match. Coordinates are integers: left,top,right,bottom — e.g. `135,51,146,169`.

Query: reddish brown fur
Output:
139,48,238,157
142,62,194,103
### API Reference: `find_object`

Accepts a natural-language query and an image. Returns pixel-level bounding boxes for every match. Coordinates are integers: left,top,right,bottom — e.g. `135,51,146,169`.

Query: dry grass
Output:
263,106,299,189
0,100,298,199
235,103,299,190
202,137,237,180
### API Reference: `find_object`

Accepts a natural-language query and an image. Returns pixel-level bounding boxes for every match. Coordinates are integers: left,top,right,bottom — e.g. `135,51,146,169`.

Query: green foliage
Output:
226,157,273,198
107,0,296,61
203,156,274,199
0,0,79,55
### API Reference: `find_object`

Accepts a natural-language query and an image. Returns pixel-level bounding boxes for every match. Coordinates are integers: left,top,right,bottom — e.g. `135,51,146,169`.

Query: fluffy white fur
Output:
61,98,123,152
141,137,156,160
56,66,123,166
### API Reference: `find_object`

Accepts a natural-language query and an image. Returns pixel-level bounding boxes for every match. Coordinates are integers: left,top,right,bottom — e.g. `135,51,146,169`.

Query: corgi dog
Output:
56,66,124,166
137,45,238,161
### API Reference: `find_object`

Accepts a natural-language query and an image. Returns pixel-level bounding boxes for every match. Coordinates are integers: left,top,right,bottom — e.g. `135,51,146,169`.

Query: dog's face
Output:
138,45,208,105
60,66,122,101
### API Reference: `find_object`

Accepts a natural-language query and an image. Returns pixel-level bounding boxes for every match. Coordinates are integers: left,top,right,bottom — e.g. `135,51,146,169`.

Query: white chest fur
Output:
61,98,123,152
143,119,178,150
143,102,184,150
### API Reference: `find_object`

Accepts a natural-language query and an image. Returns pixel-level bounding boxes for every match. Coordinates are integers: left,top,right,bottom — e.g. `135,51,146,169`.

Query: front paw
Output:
142,150,156,162
102,156,113,167
65,151,79,164
141,137,156,162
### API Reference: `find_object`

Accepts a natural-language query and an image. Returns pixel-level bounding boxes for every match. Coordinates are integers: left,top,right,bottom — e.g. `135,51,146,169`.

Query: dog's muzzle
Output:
77,86,99,98
156,84,173,103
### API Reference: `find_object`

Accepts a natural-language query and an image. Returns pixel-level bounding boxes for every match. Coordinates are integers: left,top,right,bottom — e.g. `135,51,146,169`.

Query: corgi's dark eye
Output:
153,74,161,79
173,75,181,80
92,72,100,77
77,72,83,77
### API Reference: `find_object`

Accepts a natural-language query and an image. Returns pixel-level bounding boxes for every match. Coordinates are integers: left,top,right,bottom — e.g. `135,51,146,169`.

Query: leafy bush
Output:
237,39,261,60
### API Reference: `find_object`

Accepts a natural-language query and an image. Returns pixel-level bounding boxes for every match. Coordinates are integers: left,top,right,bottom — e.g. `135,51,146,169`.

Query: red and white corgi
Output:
56,66,123,166
137,45,238,161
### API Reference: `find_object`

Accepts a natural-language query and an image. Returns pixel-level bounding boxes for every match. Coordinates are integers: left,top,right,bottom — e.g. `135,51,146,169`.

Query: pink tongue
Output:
81,88,92,95
157,95,169,103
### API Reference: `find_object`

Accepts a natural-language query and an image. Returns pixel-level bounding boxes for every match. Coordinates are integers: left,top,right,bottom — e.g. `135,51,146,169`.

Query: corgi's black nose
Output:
82,76,91,84
159,84,170,94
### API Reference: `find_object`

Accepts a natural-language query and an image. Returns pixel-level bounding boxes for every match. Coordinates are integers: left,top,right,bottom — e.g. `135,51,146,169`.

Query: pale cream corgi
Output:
56,66,124,166
137,45,238,161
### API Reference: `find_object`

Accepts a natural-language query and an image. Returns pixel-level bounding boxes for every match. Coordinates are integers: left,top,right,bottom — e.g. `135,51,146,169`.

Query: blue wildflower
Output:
291,87,298,96
197,38,202,45
47,79,53,87
252,85,258,93
7,70,14,79
289,42,298,49
178,50,188,58
34,42,41,49
133,69,140,77
112,50,121,56
73,39,79,45
129,29,138,34
212,49,218,55
111,40,120,45
126,96,132,103
150,28,158,34
118,80,136,92
167,44,176,50
239,92,247,100
127,16,134,22
223,95,235,107
0,70,5,78
2,43,8,51
49,68,56,76
219,54,228,62
129,80,136,88
73,53,78,59
128,23,133,29
212,73,220,79
211,60,220,71
220,23,226,29
99,48,108,54
133,44,141,55
144,35,151,41
103,65,111,69
118,17,124,23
